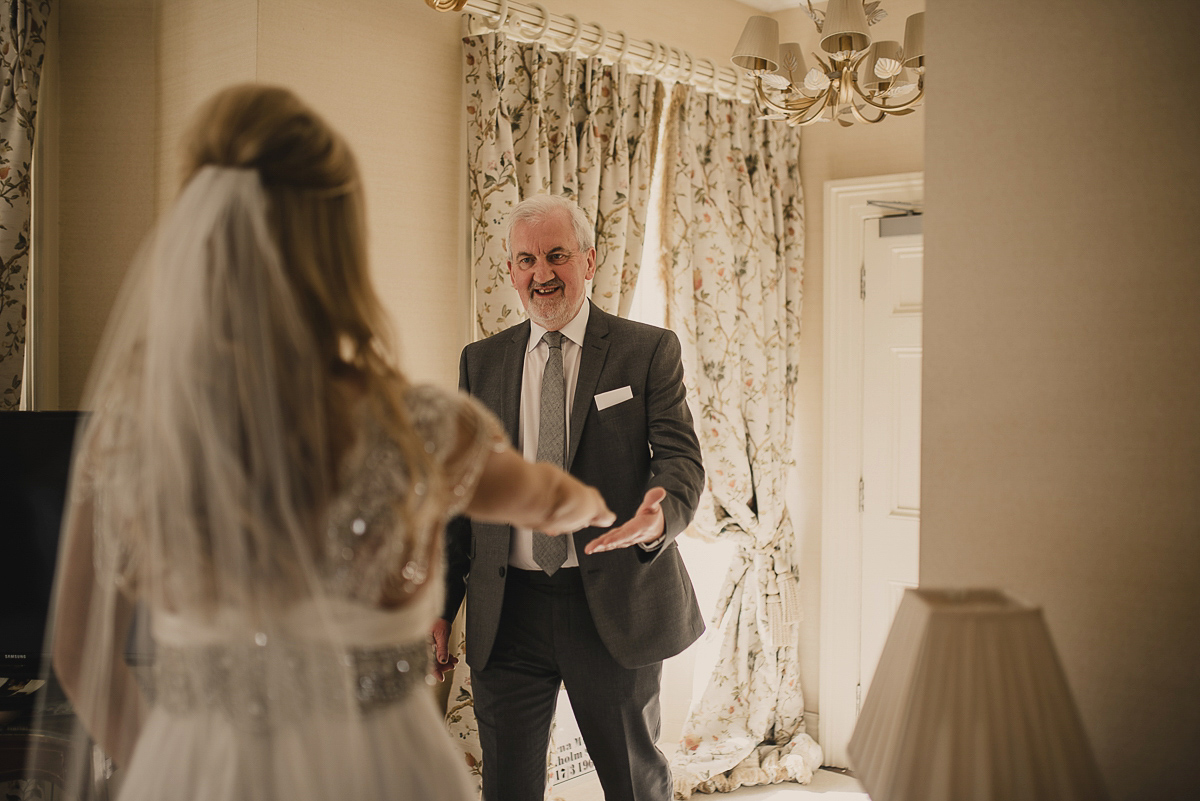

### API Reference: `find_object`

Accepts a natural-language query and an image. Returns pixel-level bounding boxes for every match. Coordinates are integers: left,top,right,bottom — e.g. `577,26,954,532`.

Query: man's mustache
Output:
530,278,564,294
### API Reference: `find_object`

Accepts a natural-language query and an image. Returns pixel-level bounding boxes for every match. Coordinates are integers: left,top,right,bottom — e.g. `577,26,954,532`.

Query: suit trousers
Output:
471,567,671,801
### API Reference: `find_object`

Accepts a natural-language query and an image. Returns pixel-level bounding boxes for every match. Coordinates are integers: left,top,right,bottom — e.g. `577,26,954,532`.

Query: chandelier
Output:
731,0,925,127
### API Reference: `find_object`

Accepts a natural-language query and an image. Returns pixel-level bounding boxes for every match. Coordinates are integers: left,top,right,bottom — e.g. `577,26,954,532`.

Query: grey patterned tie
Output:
533,331,568,575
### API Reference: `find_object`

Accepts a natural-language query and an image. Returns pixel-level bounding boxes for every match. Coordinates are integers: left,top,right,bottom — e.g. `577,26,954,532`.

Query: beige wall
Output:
157,0,258,207
922,1,1200,798
58,0,157,408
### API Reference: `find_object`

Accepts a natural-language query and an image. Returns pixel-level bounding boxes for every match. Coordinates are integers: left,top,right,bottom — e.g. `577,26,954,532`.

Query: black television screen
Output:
0,411,83,681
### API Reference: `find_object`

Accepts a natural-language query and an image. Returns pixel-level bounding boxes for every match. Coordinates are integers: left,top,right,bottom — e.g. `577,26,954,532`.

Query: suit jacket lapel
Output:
569,303,609,469
502,321,530,446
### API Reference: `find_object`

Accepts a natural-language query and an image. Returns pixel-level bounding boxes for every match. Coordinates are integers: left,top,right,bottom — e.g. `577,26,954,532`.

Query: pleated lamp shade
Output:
820,0,871,55
848,589,1110,801
731,15,779,73
903,11,926,70
859,40,904,91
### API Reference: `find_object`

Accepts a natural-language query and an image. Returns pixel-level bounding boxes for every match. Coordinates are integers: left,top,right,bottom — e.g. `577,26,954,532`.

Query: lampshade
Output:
820,0,871,57
848,589,1110,801
775,42,807,84
903,11,925,70
859,40,904,91
731,15,779,73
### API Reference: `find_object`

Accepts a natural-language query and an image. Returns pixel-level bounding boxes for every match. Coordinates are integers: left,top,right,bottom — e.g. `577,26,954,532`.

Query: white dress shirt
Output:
508,302,591,570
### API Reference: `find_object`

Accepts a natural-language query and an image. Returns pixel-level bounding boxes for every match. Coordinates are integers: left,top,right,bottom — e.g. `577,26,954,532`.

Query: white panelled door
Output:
858,217,923,699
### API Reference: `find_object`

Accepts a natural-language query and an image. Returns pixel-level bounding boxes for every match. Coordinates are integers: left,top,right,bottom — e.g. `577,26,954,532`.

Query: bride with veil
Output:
41,84,621,800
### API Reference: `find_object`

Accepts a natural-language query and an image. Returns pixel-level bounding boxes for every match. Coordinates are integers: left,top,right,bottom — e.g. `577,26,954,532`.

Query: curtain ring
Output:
560,14,584,51
582,23,607,58
733,66,745,99
519,3,550,40
643,40,660,73
657,46,674,77
664,46,682,77
485,0,509,31
614,31,631,64
683,52,697,86
699,58,717,93
653,43,672,75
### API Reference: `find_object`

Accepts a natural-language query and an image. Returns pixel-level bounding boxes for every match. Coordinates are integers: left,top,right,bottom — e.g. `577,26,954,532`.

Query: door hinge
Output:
856,683,863,716
858,477,865,513
860,264,866,300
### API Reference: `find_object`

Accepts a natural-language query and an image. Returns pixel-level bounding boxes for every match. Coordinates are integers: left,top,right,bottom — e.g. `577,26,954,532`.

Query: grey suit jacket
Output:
443,302,706,670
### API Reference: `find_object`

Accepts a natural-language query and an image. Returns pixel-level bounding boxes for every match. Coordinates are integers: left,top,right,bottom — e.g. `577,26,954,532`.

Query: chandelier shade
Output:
861,40,907,92
731,15,780,73
821,0,871,56
775,41,807,85
902,11,925,69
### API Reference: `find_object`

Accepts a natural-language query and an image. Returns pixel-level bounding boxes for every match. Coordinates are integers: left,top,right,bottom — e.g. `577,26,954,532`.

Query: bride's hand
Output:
539,472,616,536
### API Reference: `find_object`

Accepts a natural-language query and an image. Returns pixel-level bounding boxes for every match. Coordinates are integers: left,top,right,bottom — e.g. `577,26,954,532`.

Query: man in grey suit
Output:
432,195,705,801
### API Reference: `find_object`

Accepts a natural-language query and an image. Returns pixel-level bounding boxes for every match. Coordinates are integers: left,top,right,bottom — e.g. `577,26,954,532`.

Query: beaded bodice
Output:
321,384,497,606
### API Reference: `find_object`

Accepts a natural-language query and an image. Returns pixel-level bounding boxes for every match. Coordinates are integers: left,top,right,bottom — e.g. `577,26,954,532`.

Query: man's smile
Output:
531,281,564,297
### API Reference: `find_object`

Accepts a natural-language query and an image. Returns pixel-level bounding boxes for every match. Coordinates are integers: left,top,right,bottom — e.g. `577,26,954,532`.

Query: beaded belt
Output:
137,640,432,731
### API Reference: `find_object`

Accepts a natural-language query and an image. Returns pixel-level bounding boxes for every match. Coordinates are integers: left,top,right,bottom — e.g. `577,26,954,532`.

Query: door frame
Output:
819,172,923,768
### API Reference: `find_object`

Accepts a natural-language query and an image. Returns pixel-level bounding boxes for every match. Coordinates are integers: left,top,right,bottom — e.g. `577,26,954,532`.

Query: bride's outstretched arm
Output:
465,446,616,536
432,446,615,680
52,493,146,769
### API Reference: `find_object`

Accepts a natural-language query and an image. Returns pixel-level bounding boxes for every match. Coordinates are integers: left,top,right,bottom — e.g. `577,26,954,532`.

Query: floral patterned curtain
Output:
0,0,52,409
463,27,662,338
661,83,822,797
447,24,664,793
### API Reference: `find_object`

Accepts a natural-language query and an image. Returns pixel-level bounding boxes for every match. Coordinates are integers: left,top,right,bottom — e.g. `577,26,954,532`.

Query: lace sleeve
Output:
404,385,508,516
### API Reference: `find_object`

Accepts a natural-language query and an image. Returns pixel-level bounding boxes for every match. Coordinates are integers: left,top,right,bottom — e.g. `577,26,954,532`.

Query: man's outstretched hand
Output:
430,618,457,681
583,487,667,554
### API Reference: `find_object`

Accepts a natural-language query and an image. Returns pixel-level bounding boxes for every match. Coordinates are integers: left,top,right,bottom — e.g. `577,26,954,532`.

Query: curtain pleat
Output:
0,0,52,410
662,83,822,798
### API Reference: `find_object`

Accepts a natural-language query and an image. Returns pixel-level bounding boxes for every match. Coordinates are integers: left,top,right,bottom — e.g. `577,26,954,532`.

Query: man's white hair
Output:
506,195,595,259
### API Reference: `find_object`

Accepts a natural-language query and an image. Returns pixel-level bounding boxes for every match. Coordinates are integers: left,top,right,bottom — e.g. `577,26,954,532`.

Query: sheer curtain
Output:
449,23,665,790
661,83,822,798
0,0,51,410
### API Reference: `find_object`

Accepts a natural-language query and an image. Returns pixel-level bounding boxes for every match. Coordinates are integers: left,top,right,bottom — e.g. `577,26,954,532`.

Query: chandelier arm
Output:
754,80,820,116
848,98,887,124
849,76,926,113
790,89,833,126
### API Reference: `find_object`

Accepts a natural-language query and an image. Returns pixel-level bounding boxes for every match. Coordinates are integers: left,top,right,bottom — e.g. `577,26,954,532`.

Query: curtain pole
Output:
425,0,752,102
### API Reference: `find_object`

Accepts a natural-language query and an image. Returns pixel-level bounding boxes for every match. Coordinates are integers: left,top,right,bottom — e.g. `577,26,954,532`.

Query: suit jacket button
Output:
498,566,506,578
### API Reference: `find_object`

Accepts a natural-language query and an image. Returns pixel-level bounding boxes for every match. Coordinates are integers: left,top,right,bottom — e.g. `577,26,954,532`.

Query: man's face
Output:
508,210,596,331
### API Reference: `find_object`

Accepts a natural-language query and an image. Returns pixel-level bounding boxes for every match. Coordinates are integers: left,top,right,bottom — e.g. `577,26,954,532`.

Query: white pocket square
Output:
594,385,633,411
